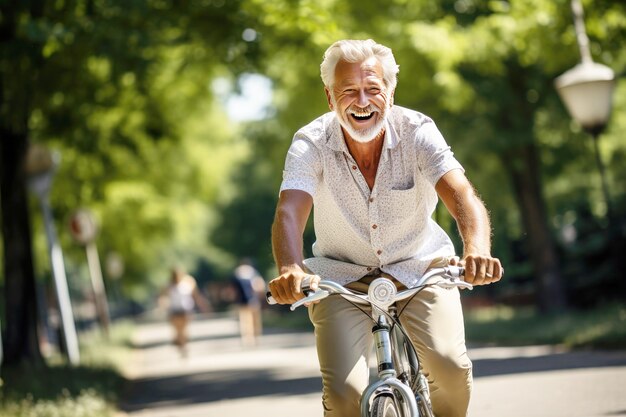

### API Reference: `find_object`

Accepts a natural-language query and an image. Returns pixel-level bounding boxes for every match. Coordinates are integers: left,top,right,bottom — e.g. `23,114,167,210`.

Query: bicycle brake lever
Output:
436,277,473,291
290,290,330,311
444,265,465,277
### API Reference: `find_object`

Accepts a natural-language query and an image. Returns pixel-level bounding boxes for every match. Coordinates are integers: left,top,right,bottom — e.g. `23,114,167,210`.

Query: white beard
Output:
332,97,389,143
342,115,386,143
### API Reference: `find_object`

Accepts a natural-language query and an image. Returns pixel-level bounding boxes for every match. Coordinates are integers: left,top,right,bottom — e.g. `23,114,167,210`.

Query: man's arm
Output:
269,189,318,304
435,169,503,285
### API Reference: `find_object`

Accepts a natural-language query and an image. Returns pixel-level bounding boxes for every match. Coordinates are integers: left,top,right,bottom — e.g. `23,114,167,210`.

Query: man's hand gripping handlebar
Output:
266,266,471,311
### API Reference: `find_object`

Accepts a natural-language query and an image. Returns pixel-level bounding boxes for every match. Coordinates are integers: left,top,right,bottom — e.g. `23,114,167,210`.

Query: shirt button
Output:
377,250,382,255
369,197,374,203
372,224,378,229
367,267,372,271
352,165,357,170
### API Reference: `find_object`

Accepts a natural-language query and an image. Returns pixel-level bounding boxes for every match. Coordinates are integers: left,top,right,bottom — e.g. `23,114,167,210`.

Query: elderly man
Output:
268,39,503,417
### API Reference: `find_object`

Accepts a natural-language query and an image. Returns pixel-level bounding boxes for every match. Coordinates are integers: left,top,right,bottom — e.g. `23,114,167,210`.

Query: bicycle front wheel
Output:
371,395,401,417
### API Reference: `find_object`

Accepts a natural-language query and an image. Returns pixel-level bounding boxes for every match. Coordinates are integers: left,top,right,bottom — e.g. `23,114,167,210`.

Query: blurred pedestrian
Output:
231,258,266,346
160,267,209,356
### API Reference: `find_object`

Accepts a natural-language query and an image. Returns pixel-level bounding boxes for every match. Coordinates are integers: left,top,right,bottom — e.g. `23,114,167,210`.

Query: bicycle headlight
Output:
368,278,397,309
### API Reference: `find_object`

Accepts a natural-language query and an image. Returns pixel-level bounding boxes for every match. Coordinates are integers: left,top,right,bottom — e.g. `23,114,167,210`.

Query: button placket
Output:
369,190,382,261
344,153,370,200
370,151,389,264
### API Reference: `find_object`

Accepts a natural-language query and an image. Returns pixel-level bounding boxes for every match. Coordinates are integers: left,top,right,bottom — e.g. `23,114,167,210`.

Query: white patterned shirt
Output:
279,105,464,288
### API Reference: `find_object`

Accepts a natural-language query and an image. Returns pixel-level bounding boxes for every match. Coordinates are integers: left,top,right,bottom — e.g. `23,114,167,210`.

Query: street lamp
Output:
26,144,81,365
555,0,616,220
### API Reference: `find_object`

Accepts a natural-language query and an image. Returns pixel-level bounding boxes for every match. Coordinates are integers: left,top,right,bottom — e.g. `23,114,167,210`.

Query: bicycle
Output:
268,265,472,417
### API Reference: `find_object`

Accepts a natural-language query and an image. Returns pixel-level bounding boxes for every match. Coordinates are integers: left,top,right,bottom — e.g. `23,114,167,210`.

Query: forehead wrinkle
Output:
335,57,383,81
335,74,384,89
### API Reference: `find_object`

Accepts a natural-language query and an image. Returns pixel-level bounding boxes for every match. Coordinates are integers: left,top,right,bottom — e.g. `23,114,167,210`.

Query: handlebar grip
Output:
266,275,317,306
266,291,277,305
301,275,314,295
266,288,313,305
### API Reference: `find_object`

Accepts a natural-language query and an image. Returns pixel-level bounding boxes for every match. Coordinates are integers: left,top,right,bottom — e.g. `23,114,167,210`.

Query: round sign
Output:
69,209,98,244
105,252,124,280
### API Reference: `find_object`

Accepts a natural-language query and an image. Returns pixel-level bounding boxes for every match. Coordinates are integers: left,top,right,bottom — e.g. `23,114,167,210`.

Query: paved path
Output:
119,313,626,417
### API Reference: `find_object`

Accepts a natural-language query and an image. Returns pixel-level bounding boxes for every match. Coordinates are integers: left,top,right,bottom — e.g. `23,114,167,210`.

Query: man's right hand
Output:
268,269,320,305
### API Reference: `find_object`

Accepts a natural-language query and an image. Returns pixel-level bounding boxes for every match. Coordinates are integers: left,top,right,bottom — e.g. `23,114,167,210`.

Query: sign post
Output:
70,209,110,336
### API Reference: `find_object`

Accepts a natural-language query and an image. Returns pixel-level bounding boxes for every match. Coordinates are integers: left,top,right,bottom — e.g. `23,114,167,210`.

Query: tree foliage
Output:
1,0,625,365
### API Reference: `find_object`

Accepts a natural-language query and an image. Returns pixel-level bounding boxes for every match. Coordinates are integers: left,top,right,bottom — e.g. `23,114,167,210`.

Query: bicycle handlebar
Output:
266,266,471,310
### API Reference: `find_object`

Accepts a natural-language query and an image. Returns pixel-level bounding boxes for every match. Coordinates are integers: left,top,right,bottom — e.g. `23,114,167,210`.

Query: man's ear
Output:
325,87,334,111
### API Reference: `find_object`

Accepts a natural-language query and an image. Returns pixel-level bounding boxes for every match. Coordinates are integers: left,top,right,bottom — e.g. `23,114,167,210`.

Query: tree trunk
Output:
504,143,567,313
0,132,44,366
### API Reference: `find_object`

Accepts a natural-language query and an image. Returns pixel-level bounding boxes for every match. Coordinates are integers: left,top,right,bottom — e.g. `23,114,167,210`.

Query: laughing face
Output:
326,56,393,143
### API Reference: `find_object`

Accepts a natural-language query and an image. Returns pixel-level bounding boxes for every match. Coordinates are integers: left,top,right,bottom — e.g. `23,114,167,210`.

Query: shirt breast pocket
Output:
391,182,414,191
390,164,415,191
387,185,417,213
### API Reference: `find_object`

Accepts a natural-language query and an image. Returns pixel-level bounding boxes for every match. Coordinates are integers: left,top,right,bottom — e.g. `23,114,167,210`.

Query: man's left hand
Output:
451,255,503,285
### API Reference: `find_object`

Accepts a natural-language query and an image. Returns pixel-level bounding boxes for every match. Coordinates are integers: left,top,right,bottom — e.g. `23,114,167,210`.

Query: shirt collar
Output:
384,112,400,150
326,115,347,152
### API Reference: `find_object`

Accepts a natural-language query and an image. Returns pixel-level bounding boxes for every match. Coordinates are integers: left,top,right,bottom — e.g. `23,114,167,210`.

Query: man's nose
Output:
356,89,369,107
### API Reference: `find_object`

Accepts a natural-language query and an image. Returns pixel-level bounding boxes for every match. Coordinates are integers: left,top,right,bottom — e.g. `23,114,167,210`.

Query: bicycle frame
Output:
359,273,442,417
360,307,420,417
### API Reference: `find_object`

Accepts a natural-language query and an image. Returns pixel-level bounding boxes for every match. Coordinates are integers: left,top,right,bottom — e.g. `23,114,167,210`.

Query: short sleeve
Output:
279,134,321,197
416,121,464,185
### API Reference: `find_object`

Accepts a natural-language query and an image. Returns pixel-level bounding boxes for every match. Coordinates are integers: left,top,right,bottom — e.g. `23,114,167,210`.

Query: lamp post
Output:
555,0,616,222
26,144,80,365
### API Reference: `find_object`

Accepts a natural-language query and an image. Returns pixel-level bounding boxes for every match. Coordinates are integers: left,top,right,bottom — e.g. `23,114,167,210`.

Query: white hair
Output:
320,39,399,92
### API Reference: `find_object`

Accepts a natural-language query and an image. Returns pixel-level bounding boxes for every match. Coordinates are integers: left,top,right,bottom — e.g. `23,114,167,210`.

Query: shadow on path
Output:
473,350,626,378
121,368,322,412
129,333,236,350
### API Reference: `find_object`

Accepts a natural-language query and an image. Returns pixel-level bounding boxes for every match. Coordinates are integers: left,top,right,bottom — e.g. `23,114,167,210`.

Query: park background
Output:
0,0,625,415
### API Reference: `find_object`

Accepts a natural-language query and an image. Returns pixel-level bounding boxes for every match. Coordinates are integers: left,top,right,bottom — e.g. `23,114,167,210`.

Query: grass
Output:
0,320,134,417
263,302,626,350
464,302,626,349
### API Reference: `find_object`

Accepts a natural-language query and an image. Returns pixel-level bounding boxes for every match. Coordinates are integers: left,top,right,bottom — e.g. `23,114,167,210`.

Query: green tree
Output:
0,0,259,365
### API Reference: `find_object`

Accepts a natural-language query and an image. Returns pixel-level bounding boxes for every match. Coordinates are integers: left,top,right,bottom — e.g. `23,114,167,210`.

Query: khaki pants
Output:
308,262,472,417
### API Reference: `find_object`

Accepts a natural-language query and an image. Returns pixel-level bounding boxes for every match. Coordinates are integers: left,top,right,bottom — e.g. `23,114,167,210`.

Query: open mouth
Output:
350,110,375,121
